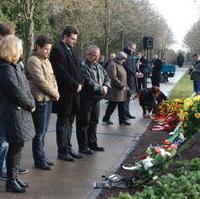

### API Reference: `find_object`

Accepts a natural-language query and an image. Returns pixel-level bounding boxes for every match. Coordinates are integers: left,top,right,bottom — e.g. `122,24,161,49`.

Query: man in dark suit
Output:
151,53,163,87
50,26,82,161
123,42,141,119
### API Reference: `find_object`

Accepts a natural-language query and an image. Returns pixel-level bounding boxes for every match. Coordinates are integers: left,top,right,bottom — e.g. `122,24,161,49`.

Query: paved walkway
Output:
0,68,188,199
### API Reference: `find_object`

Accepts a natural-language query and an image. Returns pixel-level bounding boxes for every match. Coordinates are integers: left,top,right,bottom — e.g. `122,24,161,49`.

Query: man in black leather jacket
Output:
76,45,110,154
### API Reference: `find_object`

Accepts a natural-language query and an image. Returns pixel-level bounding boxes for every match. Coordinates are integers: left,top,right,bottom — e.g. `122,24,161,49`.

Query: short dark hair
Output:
193,53,199,57
151,86,160,95
0,22,15,36
62,26,78,38
35,35,54,48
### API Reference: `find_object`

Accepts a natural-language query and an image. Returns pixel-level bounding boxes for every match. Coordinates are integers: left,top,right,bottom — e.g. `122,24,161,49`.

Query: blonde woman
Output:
26,35,59,170
0,35,35,192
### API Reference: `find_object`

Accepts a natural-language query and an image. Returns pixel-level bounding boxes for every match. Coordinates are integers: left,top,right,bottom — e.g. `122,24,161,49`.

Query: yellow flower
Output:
184,102,192,111
173,99,184,103
192,107,196,111
193,95,200,101
184,97,192,102
194,113,200,119
180,111,188,121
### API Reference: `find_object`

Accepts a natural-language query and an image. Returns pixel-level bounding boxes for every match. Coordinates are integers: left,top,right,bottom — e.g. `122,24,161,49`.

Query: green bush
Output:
109,158,200,199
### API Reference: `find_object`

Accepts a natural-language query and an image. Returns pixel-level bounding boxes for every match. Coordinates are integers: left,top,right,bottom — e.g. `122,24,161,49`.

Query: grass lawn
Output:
169,72,193,99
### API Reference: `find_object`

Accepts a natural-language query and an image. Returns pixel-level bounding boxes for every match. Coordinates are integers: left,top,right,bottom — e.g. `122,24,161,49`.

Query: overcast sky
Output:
149,0,199,51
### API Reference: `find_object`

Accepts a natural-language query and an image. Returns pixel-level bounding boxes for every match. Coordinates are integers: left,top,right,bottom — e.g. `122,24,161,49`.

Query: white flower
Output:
160,149,171,156
142,157,154,170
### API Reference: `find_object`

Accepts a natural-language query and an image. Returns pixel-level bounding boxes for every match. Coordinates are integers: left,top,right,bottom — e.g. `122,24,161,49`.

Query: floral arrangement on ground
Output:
96,96,200,199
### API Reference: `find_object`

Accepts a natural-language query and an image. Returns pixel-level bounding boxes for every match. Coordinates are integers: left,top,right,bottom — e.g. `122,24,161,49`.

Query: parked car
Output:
147,64,176,83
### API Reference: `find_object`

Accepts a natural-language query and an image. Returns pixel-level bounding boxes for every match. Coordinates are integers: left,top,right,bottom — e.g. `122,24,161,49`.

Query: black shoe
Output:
79,148,93,154
18,168,29,174
69,149,83,159
105,120,113,125
35,163,51,170
58,153,74,161
102,117,113,125
119,121,131,125
6,179,26,193
45,159,55,166
89,146,105,151
16,178,29,188
126,114,136,119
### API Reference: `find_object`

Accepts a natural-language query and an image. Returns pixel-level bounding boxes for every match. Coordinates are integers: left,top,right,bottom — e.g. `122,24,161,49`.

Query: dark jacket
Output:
151,58,163,86
137,56,148,75
151,58,163,75
50,42,82,115
123,48,138,92
105,60,128,102
138,88,167,108
0,59,35,143
80,59,110,100
190,61,200,81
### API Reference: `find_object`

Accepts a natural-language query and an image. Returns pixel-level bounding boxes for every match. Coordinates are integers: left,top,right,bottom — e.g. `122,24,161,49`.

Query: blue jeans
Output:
193,81,200,94
0,119,8,174
32,101,52,165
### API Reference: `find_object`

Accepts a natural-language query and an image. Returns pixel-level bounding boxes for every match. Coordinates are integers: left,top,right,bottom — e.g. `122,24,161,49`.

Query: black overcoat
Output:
0,60,35,143
50,42,82,115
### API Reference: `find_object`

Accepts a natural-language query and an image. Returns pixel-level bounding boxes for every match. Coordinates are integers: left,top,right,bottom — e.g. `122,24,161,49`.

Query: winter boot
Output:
6,168,26,193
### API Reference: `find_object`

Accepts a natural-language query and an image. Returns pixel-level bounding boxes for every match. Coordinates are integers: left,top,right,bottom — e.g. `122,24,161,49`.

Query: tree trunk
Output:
25,18,34,63
23,0,36,64
104,0,110,59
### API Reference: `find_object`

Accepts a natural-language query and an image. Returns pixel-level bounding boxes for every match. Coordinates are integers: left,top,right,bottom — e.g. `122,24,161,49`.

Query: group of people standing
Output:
0,22,165,193
0,23,111,193
101,43,164,125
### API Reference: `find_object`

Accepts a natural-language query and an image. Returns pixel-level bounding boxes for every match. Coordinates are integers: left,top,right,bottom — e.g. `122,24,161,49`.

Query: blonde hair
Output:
0,35,23,63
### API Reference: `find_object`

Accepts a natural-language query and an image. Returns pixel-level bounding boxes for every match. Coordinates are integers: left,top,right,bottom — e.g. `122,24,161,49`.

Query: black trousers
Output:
103,101,126,122
151,72,160,87
56,111,75,155
124,93,132,116
6,142,24,178
137,77,146,90
76,99,100,150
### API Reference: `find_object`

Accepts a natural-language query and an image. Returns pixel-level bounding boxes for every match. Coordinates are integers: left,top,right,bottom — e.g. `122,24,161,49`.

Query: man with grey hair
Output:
76,45,110,154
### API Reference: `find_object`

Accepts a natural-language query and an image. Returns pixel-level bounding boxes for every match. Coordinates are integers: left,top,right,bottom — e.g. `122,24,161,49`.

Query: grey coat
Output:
0,60,35,143
105,60,128,102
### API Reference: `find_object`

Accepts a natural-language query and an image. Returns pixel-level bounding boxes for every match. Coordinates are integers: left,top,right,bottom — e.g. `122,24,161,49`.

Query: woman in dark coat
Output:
102,51,130,125
0,35,35,192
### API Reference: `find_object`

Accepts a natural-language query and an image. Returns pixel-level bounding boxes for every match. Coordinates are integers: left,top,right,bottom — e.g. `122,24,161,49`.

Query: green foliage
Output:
0,0,174,58
177,52,185,67
4,1,53,36
0,10,9,21
109,158,200,199
34,2,56,38
169,73,193,99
